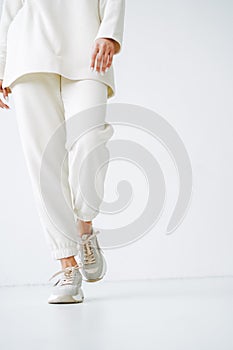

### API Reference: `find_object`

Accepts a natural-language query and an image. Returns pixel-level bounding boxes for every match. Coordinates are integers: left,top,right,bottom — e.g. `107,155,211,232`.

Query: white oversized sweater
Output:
0,0,125,98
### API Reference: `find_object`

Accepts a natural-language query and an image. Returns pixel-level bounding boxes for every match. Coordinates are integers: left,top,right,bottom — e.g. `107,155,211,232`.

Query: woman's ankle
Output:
60,256,78,269
78,220,93,236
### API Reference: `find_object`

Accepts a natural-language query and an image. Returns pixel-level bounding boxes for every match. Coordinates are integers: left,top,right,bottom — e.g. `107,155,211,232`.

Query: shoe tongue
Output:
81,232,92,241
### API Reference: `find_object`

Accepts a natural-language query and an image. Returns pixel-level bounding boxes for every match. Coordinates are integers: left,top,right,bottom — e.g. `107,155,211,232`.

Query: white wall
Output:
0,0,232,286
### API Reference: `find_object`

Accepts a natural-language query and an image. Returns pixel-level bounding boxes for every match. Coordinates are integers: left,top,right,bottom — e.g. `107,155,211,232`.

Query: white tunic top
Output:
0,0,125,99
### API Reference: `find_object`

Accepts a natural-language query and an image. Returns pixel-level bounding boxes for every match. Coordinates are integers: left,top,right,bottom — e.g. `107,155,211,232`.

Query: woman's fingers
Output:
0,98,10,109
101,49,111,73
3,87,11,100
95,50,104,73
0,80,10,108
106,50,114,71
90,38,115,74
5,87,11,94
90,45,99,71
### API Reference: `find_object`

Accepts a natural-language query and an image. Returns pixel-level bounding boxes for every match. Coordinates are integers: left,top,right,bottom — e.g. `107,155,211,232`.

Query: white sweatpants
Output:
10,73,114,260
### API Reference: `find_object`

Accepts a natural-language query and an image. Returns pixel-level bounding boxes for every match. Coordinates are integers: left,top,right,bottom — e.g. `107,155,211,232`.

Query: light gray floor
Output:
0,277,232,350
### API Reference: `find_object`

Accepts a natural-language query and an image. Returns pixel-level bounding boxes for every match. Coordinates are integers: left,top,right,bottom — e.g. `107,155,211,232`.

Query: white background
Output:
0,0,232,285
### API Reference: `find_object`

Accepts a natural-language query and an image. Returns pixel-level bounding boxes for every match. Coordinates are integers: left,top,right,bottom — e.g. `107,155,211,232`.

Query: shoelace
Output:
79,229,103,265
83,240,96,265
48,263,83,285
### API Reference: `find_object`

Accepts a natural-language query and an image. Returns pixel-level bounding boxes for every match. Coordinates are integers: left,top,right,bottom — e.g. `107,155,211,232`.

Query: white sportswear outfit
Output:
0,0,125,260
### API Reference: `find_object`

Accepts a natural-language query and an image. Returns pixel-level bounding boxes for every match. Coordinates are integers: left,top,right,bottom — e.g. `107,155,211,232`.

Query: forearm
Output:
95,0,125,54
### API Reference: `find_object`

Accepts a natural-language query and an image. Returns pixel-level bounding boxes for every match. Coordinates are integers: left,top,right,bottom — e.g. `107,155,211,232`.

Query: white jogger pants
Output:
10,73,114,260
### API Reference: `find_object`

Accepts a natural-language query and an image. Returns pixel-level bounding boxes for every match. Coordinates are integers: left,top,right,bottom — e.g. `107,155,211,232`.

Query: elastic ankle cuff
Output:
52,246,79,260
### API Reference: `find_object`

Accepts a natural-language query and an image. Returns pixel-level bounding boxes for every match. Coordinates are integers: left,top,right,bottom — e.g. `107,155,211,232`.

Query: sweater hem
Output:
2,68,115,99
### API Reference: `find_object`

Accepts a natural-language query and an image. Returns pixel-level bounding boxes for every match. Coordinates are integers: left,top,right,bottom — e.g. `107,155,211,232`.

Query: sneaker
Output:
48,264,84,304
78,227,107,282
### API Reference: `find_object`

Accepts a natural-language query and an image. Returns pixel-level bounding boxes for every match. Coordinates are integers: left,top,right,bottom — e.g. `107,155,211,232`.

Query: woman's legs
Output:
10,74,113,272
60,78,114,235
10,73,81,264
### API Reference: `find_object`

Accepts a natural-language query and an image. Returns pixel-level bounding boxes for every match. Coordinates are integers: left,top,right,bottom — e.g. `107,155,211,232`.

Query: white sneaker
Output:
48,264,84,304
78,228,107,282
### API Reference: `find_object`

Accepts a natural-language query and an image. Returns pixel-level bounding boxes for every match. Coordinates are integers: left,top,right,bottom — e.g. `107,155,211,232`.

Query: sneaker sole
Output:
48,288,84,304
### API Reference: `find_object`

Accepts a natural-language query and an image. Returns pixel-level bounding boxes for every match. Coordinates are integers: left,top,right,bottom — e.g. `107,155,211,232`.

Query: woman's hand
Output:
0,80,11,109
90,38,120,75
